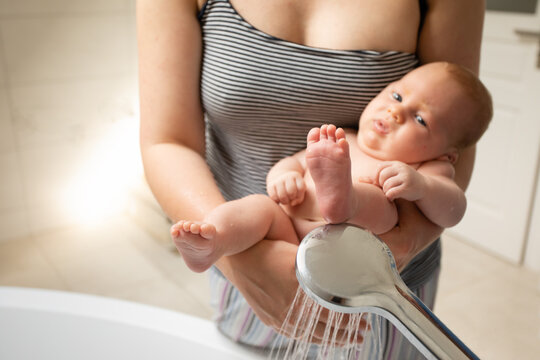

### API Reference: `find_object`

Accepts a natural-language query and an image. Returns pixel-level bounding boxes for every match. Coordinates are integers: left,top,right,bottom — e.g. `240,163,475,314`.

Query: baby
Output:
171,62,493,273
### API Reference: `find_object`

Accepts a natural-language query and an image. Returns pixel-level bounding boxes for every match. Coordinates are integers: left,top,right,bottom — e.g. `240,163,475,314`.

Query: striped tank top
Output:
200,0,419,200
199,0,441,354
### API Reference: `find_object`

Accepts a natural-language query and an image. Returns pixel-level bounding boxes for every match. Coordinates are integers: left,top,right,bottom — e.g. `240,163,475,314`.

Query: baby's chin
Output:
358,128,382,149
357,136,388,160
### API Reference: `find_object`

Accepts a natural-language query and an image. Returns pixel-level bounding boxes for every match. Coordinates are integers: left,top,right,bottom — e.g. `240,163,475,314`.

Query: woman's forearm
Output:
215,239,299,329
141,142,225,222
453,146,476,191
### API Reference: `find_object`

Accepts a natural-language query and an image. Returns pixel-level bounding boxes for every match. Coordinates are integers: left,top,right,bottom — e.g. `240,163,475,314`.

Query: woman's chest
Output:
226,0,421,53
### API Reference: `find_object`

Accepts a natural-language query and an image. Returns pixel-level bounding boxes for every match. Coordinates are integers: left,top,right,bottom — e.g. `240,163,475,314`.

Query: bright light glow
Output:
62,116,142,227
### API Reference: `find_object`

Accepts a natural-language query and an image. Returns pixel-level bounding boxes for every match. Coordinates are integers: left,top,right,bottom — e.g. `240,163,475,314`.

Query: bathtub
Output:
0,287,265,360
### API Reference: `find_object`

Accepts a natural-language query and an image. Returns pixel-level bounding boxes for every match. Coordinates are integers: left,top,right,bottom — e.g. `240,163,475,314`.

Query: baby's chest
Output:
349,150,383,180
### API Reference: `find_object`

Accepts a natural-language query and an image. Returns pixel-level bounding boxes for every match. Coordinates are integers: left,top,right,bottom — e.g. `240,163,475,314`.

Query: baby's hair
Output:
442,62,493,148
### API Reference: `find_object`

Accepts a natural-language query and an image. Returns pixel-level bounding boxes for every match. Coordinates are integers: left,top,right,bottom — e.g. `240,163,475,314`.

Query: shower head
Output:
295,223,479,360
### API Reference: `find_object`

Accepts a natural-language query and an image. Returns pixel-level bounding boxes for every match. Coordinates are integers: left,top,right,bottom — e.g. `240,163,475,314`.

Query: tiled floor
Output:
0,213,214,320
1,214,539,359
0,2,539,359
436,234,540,359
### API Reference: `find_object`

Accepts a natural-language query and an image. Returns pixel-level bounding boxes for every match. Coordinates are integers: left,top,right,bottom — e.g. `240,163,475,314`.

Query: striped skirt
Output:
208,264,440,359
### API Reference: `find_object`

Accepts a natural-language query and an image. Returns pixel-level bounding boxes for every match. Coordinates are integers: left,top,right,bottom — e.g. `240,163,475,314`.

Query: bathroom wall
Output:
447,8,540,271
487,0,537,13
0,1,539,275
0,0,139,241
525,166,540,271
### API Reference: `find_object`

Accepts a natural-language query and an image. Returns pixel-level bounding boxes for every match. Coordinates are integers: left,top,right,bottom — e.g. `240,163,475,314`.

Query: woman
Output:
137,0,485,357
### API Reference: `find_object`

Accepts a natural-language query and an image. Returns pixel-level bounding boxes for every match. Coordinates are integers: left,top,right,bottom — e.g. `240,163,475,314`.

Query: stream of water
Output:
269,287,383,360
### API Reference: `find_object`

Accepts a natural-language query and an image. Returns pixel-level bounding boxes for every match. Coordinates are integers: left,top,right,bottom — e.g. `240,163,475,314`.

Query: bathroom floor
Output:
0,2,539,359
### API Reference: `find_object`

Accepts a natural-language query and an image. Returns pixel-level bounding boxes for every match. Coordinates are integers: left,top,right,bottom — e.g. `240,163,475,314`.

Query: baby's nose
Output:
387,108,404,124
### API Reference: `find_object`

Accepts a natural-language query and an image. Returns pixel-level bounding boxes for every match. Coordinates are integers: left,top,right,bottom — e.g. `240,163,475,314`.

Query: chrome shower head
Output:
295,223,479,360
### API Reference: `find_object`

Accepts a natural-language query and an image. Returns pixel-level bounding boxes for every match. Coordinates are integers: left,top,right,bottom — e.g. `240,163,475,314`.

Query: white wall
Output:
525,163,540,271
0,0,138,242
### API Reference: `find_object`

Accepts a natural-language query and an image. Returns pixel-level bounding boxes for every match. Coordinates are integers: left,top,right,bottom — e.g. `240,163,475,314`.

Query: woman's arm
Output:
138,0,339,340
417,0,484,74
379,0,485,270
138,0,225,222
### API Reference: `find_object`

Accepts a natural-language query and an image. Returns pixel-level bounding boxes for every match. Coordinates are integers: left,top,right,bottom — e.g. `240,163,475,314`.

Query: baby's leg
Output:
171,194,298,272
305,124,354,224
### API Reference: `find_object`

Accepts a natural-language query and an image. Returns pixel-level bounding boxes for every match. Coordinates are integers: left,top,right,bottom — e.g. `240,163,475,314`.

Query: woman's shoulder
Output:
197,0,207,12
418,0,484,72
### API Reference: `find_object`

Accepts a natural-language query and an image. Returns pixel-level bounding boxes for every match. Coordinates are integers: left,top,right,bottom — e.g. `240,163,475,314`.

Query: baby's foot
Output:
305,124,353,223
170,220,219,273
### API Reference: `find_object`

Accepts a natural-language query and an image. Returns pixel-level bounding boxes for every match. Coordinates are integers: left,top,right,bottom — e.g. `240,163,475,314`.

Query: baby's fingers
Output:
268,182,288,204
267,183,280,203
382,179,406,201
275,181,292,204
287,176,306,206
285,176,298,197
290,178,306,206
376,163,400,185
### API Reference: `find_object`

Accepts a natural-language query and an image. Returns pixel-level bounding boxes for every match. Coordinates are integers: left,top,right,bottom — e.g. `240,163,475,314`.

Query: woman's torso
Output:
199,0,442,344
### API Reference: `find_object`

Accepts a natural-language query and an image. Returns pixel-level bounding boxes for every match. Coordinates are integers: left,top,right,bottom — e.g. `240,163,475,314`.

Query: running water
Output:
269,287,383,360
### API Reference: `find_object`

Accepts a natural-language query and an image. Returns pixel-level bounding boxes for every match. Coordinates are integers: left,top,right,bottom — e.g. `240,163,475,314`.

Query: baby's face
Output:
357,64,472,163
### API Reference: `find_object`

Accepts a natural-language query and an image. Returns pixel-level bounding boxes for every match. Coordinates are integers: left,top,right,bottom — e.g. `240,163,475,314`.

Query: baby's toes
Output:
319,124,328,139
307,127,321,144
171,221,185,237
189,222,201,235
326,124,337,141
337,137,350,156
335,127,346,140
199,224,216,239
182,220,194,232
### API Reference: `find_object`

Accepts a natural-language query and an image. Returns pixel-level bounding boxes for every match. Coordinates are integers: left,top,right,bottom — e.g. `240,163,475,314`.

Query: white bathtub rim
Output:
0,286,264,359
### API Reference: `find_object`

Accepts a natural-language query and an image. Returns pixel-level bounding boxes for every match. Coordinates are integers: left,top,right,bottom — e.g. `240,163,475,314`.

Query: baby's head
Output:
358,62,492,164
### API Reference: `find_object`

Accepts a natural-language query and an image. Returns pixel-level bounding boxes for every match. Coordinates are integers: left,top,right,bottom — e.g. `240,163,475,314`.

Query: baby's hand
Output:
267,171,306,206
374,161,426,201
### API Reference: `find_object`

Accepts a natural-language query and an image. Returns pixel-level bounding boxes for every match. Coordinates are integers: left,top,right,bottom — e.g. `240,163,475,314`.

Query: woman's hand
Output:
378,199,443,271
216,239,366,344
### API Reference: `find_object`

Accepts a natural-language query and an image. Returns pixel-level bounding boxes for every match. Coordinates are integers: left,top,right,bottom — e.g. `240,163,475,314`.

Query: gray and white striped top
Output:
200,0,419,201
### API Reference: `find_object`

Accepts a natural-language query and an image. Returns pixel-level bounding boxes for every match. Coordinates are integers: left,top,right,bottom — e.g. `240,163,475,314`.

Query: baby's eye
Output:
415,115,427,127
392,92,402,102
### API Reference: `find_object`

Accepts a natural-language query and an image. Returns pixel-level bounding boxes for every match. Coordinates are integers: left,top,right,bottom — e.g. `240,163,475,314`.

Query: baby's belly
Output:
290,217,326,240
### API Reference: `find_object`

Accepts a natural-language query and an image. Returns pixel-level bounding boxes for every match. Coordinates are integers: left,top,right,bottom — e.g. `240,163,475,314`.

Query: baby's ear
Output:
437,149,459,164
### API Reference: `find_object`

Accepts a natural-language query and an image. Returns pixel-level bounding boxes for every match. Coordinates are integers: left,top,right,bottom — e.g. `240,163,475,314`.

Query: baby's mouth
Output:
373,119,389,134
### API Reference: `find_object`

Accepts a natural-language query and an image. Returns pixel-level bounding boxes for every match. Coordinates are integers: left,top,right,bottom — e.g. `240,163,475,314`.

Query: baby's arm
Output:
266,151,306,206
375,160,466,228
415,161,466,227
